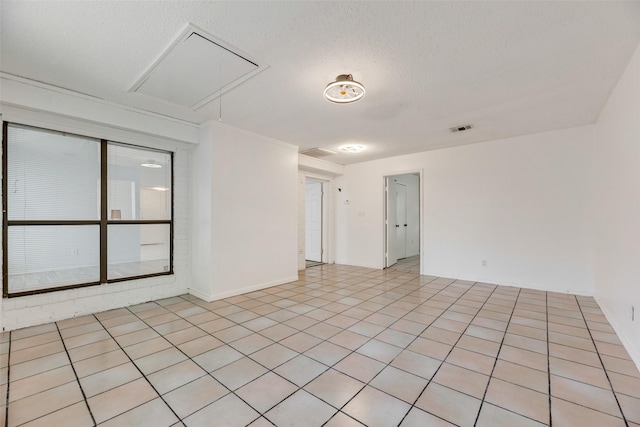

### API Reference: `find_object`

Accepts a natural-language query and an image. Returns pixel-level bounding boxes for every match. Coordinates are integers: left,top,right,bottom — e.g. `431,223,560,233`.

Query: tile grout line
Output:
543,308,637,391
400,282,500,421
8,266,637,426
398,282,490,425
179,297,331,421
471,287,523,427
272,279,631,426
123,301,286,425
54,323,97,426
142,271,441,424
328,277,482,426
62,274,480,424
545,298,633,420
257,273,451,423
219,274,551,425
176,271,434,424
574,296,629,427
91,313,184,425
182,301,358,415
393,280,505,426
125,299,300,424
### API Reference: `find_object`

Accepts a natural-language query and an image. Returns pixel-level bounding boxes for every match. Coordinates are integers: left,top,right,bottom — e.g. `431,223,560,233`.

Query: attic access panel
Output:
129,24,266,110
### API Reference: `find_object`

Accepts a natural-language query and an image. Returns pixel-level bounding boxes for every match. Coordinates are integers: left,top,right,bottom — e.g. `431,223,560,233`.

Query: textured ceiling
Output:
2,1,639,164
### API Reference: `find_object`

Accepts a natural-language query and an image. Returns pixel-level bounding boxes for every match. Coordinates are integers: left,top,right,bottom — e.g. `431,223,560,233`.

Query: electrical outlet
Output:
482,260,487,267
71,249,79,256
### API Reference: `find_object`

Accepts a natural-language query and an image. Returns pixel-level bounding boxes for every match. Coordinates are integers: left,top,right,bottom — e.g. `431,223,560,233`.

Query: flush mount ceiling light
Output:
141,160,162,168
324,74,366,104
339,144,365,153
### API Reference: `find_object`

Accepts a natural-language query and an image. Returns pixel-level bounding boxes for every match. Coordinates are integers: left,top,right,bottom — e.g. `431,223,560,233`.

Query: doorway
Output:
384,173,420,272
305,178,324,267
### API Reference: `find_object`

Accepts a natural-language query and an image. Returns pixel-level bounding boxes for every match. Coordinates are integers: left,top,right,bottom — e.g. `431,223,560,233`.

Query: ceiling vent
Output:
129,24,267,110
300,148,336,158
449,124,473,133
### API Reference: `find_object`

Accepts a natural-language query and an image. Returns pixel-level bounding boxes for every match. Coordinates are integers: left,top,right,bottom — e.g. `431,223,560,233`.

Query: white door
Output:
385,177,398,267
396,182,407,259
305,181,323,262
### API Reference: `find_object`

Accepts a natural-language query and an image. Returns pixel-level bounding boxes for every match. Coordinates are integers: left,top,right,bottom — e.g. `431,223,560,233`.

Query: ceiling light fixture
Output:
339,144,365,153
151,186,169,191
141,160,162,168
324,74,365,104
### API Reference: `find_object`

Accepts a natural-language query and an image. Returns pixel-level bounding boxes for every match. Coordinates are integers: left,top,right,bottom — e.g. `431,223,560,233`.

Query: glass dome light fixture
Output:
141,160,162,168
339,144,365,153
324,74,366,104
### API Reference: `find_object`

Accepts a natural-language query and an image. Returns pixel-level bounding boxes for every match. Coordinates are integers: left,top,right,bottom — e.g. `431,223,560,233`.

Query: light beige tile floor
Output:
391,256,420,274
2,263,640,426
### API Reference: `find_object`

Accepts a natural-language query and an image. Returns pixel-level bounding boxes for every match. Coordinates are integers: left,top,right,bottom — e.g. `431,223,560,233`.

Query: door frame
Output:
384,176,399,268
305,178,324,263
382,169,423,273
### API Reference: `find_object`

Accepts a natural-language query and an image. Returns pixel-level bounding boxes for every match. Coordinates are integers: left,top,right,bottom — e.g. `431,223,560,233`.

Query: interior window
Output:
2,122,173,297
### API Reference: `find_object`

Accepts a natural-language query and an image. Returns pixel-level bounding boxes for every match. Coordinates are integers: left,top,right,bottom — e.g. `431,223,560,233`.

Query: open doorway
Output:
384,173,420,273
305,178,324,267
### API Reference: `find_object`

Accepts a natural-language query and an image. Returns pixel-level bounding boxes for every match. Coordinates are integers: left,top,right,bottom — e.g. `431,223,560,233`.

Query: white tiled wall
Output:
1,132,192,331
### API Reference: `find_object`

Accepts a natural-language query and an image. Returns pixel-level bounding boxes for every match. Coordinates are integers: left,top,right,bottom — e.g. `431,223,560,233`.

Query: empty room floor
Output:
1,264,639,426
392,256,420,274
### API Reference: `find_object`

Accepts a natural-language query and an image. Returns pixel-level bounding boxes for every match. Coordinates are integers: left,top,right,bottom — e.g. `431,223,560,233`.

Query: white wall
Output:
336,125,595,295
593,43,640,367
191,121,298,301
1,102,193,330
297,173,306,270
190,125,215,299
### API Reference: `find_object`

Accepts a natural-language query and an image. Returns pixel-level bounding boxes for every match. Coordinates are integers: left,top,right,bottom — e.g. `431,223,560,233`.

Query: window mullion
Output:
3,122,9,297
100,140,108,283
170,151,174,274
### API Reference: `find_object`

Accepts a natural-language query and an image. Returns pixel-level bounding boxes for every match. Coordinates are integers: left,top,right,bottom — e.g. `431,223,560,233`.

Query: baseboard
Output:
594,295,640,371
423,269,595,296
187,287,212,302
188,275,299,302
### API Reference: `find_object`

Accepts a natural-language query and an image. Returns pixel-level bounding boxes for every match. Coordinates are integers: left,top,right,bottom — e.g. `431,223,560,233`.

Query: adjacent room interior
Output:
1,1,639,426
305,178,325,268
384,173,421,273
